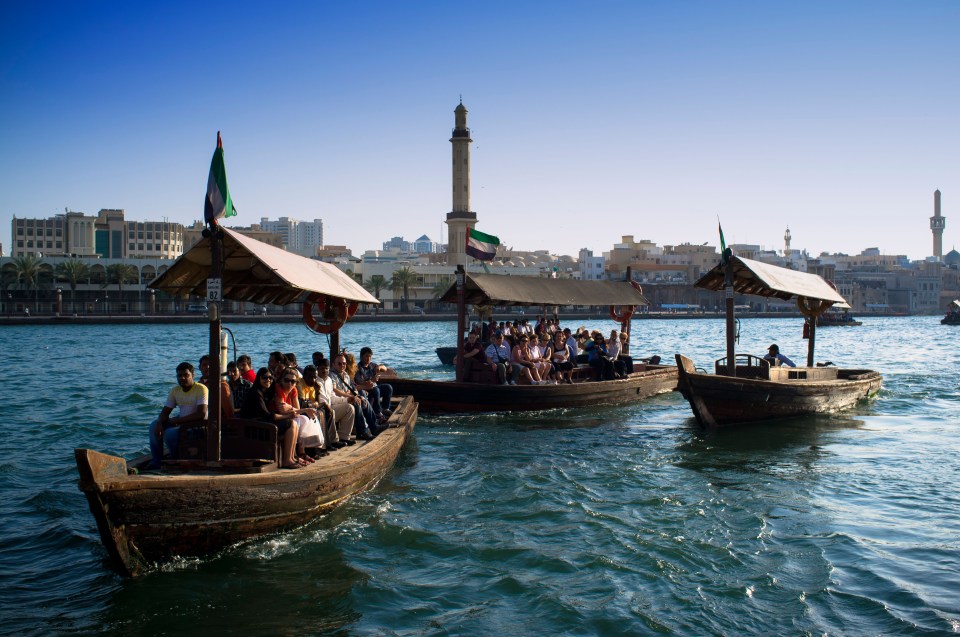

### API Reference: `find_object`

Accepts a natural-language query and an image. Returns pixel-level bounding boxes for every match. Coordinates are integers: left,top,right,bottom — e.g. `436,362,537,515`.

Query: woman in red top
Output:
273,367,323,462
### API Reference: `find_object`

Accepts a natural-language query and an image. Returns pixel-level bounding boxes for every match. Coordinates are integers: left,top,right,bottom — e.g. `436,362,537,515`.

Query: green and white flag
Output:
466,228,500,261
204,131,237,223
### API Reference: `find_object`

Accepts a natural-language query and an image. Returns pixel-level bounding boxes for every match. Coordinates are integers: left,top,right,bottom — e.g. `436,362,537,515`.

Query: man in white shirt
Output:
315,358,357,444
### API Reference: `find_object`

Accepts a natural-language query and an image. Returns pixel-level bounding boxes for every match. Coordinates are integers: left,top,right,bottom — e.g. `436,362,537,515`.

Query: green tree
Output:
12,254,44,312
389,266,418,312
363,274,387,300
56,259,90,313
104,263,139,311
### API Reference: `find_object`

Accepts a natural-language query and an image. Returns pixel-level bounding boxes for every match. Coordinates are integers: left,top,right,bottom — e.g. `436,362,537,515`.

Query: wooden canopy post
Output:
724,258,736,377
624,267,634,336
329,331,340,363
206,223,223,463
797,296,832,367
455,265,466,383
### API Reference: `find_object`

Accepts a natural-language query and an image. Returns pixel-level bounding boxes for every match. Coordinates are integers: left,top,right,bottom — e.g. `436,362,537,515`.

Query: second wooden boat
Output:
675,254,882,427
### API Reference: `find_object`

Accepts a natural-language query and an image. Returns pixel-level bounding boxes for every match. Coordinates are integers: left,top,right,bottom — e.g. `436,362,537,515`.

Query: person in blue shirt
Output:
763,343,796,368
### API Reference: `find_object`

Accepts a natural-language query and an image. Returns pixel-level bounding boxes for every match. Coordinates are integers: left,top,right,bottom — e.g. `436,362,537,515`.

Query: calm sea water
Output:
1,317,958,635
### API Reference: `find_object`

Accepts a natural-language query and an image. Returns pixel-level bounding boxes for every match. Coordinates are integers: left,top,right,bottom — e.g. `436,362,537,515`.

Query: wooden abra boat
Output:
75,136,416,576
76,398,416,577
941,300,960,325
391,266,677,413
675,254,882,427
817,309,862,326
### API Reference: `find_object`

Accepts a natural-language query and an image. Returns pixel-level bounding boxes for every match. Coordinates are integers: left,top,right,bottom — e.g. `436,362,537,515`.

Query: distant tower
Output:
931,189,945,260
445,100,477,265
784,226,792,258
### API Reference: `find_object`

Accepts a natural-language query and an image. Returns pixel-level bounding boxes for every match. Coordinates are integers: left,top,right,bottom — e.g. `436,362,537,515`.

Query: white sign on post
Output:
207,278,222,303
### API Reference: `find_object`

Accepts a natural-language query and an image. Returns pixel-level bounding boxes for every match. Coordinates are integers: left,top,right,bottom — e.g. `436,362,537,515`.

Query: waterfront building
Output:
183,221,283,251
578,249,605,280
11,209,183,259
257,216,324,257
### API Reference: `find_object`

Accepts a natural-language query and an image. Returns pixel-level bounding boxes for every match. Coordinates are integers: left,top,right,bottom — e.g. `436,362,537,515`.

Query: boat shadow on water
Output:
673,413,867,479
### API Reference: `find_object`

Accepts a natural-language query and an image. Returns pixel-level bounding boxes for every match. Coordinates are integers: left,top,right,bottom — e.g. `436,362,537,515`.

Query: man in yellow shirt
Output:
148,362,209,469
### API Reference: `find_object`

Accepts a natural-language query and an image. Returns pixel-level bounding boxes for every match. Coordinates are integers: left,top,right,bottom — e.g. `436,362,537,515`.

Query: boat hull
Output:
675,354,881,427
387,364,677,413
435,346,456,365
75,397,417,577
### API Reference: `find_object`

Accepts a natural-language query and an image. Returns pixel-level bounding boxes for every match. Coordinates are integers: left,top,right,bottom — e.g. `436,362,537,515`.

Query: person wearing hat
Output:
763,343,796,368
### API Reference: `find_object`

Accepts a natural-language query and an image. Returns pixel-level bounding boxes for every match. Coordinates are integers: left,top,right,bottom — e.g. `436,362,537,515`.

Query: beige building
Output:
12,209,183,259
183,221,284,251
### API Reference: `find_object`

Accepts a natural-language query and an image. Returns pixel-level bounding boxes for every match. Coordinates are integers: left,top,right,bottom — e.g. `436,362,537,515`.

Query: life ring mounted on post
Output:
302,293,359,334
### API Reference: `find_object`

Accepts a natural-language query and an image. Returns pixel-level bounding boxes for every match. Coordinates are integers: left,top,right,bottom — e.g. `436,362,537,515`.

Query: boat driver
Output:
763,343,796,368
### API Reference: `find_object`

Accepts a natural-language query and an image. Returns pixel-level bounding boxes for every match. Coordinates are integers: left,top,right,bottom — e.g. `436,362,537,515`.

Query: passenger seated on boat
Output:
299,365,344,451
274,367,323,462
312,351,327,368
226,361,252,410
237,354,256,383
148,361,209,470
484,331,514,385
532,334,557,383
198,355,235,420
550,331,575,384
459,330,486,377
617,331,634,372
511,335,542,385
313,359,356,446
239,368,301,469
331,354,376,440
285,352,304,376
355,346,394,424
585,333,617,381
763,343,796,368
576,331,592,364
268,351,288,379
607,331,628,377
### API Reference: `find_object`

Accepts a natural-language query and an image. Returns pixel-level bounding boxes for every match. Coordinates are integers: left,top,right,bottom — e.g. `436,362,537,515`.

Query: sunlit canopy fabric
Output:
694,256,849,308
149,226,379,307
438,273,650,307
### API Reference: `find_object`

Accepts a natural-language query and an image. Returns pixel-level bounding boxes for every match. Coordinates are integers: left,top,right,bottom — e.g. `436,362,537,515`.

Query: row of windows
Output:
127,231,180,239
16,240,64,249
16,227,64,236
128,244,179,252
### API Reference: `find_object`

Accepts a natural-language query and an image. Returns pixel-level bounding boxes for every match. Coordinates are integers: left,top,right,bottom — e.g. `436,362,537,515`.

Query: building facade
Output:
258,217,324,257
12,209,184,259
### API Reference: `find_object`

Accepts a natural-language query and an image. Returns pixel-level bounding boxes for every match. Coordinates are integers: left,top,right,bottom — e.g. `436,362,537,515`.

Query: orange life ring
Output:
609,305,636,323
302,293,359,334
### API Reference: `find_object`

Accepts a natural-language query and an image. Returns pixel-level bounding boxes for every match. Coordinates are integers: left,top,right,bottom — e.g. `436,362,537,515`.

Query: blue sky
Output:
1,1,957,260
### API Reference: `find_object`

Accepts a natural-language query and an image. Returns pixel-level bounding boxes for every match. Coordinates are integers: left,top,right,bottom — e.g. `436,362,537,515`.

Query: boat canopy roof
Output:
439,273,650,307
950,299,960,310
149,226,379,306
694,256,850,308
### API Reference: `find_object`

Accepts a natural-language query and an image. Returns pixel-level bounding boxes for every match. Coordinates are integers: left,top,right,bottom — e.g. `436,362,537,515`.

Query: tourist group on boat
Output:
462,316,639,385
149,347,395,471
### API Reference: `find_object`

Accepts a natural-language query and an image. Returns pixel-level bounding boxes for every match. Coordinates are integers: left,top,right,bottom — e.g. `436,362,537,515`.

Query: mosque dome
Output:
945,249,960,266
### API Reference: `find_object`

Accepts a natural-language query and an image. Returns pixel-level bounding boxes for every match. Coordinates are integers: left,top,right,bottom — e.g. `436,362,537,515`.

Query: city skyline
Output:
1,2,958,261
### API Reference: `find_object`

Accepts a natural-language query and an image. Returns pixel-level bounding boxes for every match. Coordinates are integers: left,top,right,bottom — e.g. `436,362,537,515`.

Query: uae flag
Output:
466,228,500,261
203,132,237,223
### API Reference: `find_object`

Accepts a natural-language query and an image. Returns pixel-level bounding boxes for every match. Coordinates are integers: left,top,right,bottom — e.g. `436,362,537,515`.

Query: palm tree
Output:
364,274,387,300
105,263,139,312
12,255,43,313
56,259,90,313
389,266,418,312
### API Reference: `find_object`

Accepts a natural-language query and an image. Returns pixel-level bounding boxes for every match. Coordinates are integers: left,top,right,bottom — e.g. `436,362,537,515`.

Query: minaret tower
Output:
445,100,477,265
931,189,945,260
784,226,792,258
